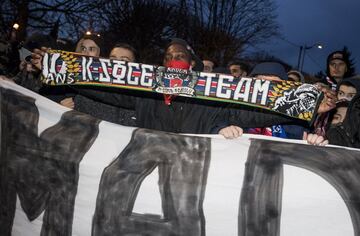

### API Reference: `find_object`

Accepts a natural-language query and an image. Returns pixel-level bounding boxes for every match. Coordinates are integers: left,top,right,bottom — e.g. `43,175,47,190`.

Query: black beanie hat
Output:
327,51,350,67
250,62,288,80
167,38,204,71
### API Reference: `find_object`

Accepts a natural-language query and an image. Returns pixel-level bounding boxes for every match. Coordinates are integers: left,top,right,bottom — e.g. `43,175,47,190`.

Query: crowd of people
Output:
1,31,359,148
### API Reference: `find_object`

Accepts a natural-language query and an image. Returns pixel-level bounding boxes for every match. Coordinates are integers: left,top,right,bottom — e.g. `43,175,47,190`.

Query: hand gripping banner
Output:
41,50,323,122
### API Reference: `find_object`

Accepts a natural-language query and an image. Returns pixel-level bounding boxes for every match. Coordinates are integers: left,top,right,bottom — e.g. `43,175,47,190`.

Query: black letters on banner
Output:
2,85,360,235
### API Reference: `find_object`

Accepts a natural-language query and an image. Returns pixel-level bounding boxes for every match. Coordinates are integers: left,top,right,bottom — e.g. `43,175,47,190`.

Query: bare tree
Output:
173,0,279,65
98,0,177,64
97,0,279,65
0,0,104,41
0,0,279,67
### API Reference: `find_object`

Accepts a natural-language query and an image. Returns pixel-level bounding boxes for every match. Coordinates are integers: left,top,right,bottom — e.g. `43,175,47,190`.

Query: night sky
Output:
254,0,360,75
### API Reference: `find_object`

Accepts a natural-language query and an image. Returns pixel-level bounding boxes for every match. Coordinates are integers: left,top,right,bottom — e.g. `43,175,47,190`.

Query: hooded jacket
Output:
326,94,360,148
326,77,360,147
337,78,360,95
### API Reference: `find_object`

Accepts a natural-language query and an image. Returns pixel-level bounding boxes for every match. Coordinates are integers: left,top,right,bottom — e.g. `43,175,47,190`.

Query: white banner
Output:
1,80,359,236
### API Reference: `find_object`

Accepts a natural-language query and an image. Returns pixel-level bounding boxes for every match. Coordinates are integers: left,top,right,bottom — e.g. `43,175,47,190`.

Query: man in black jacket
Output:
74,39,321,135
76,38,231,134
320,50,356,90
31,38,335,135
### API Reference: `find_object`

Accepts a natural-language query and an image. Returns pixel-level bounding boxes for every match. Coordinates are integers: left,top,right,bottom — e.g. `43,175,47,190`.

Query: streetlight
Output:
297,43,323,72
12,23,20,30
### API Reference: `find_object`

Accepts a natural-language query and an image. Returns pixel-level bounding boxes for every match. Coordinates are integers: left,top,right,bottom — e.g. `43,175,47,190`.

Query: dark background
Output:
1,0,358,76
252,0,360,75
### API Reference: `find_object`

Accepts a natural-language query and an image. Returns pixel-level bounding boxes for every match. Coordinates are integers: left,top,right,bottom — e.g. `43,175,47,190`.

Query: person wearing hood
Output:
326,97,360,148
337,77,360,102
325,77,360,147
321,50,355,90
312,50,355,137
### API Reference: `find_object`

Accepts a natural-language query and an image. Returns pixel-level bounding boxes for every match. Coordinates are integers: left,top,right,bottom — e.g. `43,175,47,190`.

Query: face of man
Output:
255,75,282,82
329,59,347,80
337,84,357,101
229,65,247,77
109,47,135,62
331,106,348,125
163,44,191,66
76,39,100,57
202,60,214,72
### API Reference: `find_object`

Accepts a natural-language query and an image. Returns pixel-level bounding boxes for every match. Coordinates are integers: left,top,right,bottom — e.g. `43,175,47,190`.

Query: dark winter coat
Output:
12,71,137,126
326,94,360,148
74,94,136,126
76,86,301,134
